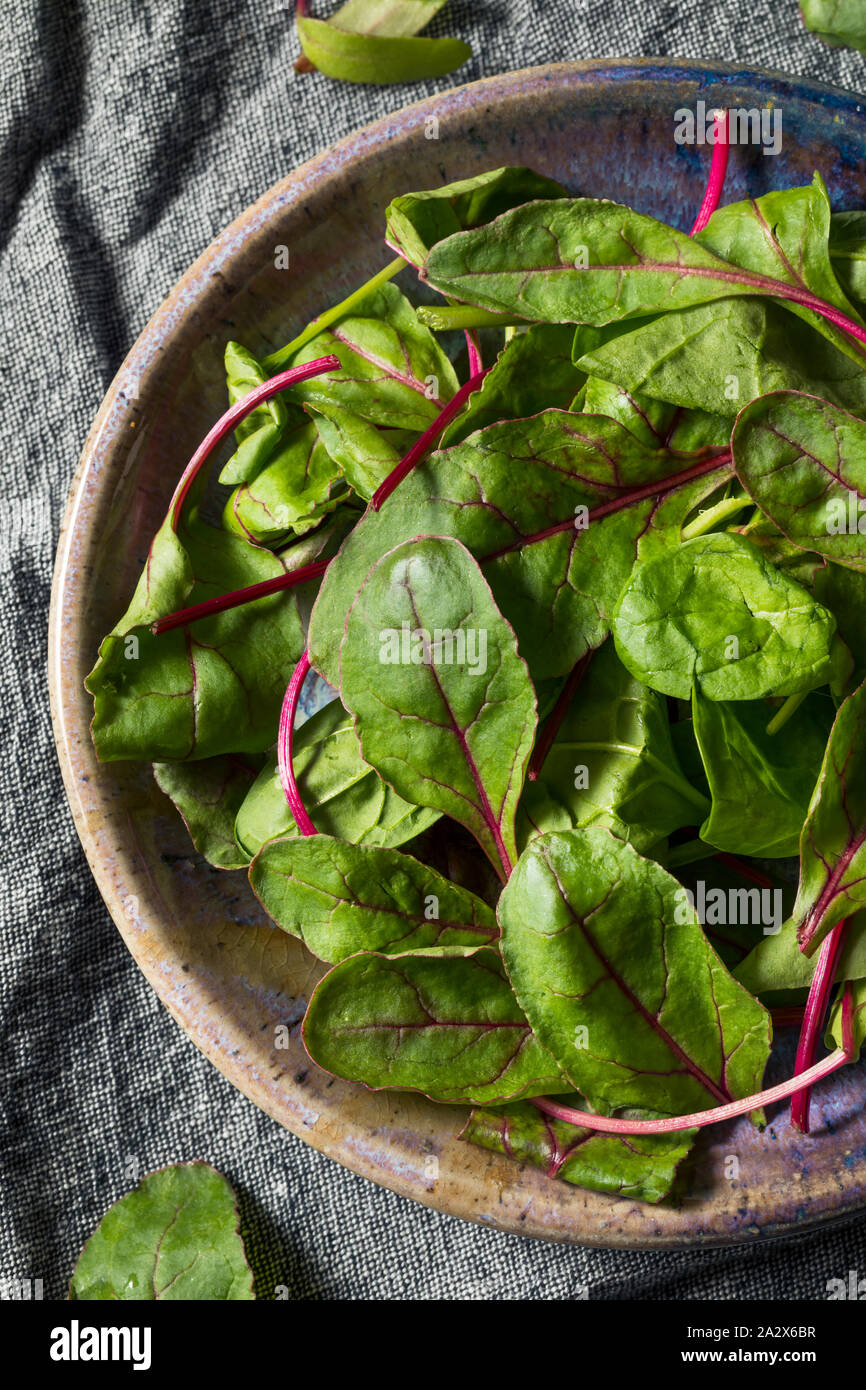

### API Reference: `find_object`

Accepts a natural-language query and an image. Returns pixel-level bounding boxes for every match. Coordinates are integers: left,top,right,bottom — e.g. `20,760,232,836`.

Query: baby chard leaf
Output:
519,641,707,854
423,196,866,358
285,282,459,432
694,175,864,355
250,834,497,962
308,408,730,686
86,513,308,761
440,324,584,446
340,536,536,878
791,678,866,955
223,419,346,543
307,402,413,501
69,1163,253,1301
460,1101,694,1204
801,0,866,56
220,341,299,487
301,947,567,1104
498,828,772,1115
735,909,866,993
577,298,866,420
235,695,439,857
612,532,838,701
732,391,866,572
828,978,866,1053
386,167,568,269
296,12,471,86
154,754,263,869
692,688,833,858
423,199,751,321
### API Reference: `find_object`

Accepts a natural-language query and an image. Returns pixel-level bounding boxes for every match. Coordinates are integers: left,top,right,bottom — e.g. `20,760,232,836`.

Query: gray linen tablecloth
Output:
3,0,866,1300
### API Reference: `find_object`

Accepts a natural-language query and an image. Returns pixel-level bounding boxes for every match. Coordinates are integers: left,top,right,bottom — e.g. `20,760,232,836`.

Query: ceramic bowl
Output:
49,58,866,1248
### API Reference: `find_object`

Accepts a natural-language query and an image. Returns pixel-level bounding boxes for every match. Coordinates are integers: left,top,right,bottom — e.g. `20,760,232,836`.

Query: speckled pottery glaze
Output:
50,60,866,1248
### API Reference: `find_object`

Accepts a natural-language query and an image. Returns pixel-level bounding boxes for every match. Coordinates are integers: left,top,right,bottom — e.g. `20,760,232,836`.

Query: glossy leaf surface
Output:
613,532,838,701
498,828,771,1113
250,833,497,962
791,678,866,954
733,391,866,572
70,1164,253,1301
461,1101,694,1203
154,754,263,869
234,695,438,857
340,536,536,876
302,947,567,1104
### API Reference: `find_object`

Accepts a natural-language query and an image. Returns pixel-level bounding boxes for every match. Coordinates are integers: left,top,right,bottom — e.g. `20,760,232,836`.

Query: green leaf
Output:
223,420,346,543
692,687,833,858
154,754,263,869
284,281,459,430
424,199,735,320
801,0,866,54
302,946,568,1104
308,408,727,686
498,828,771,1114
69,1163,253,1301
830,210,866,310
339,536,537,876
234,695,438,857
328,0,450,37
695,175,863,348
612,532,838,701
675,856,792,969
519,641,707,853
220,341,299,487
733,391,866,572
297,16,471,85
86,512,307,761
735,910,866,993
581,376,671,448
460,1101,694,1203
423,195,866,368
789,678,866,955
307,402,412,501
250,834,497,961
577,297,866,419
745,526,866,686
828,978,866,1052
440,324,584,446
386,167,568,269
580,371,729,452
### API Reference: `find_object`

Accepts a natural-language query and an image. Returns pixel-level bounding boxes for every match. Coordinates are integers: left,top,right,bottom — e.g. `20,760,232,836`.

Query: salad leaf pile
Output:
88,119,866,1206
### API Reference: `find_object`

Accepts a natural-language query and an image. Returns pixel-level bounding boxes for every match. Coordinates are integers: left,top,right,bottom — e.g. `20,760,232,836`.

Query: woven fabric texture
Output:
3,0,866,1300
